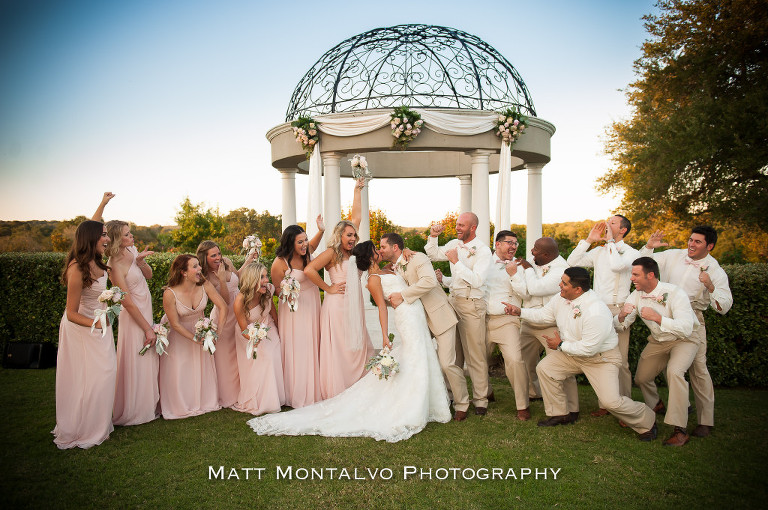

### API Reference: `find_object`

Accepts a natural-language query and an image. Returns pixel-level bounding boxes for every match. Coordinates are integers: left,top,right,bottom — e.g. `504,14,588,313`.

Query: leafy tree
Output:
222,208,281,254
600,0,768,232
341,207,399,243
169,198,228,253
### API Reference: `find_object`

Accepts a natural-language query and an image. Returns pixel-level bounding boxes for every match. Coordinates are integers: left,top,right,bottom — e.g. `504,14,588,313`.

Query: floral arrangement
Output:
572,305,582,319
279,271,301,312
390,106,423,150
194,317,218,355
494,108,527,151
91,286,125,337
242,234,262,259
244,322,270,360
140,316,169,356
291,116,320,159
349,154,372,180
365,334,400,380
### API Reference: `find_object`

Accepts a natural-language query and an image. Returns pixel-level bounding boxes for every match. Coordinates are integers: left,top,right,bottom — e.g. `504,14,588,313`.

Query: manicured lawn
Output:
1,368,766,509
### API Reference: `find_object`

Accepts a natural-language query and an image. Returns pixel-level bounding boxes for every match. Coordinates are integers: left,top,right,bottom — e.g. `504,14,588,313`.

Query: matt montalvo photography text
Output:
208,465,562,481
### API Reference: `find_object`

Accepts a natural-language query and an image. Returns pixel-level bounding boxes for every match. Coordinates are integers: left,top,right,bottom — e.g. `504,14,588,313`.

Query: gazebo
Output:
266,24,555,255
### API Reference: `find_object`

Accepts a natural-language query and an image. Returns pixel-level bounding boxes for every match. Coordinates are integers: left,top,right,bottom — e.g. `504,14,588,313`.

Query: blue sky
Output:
0,0,656,227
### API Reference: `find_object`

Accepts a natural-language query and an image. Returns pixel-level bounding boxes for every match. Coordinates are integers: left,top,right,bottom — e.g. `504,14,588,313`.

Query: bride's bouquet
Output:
243,322,270,360
194,317,218,355
91,286,125,337
279,271,301,312
139,316,169,356
365,334,400,380
242,234,262,259
349,154,372,180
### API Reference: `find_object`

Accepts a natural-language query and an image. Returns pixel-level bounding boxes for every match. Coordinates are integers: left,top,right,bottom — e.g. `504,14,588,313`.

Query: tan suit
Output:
397,253,469,412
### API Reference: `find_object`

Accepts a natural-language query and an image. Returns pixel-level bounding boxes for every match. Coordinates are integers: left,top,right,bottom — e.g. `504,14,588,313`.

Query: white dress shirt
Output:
520,290,618,357
567,240,639,305
615,281,698,342
510,255,569,308
484,255,523,315
425,235,491,299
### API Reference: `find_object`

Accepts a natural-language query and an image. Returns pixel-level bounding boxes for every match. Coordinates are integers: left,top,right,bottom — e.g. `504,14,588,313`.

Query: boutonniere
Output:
700,265,709,272
541,265,550,276
572,305,582,319
462,246,477,257
642,293,669,306
397,261,408,272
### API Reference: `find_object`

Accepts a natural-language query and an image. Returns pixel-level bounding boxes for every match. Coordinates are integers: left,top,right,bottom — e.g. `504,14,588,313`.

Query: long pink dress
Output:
158,290,220,419
112,247,160,425
54,273,117,449
319,259,374,400
277,260,321,408
233,299,285,415
211,273,240,408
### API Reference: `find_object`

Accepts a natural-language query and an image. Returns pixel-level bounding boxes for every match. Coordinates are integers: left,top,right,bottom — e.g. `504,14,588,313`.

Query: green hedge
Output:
1,253,766,387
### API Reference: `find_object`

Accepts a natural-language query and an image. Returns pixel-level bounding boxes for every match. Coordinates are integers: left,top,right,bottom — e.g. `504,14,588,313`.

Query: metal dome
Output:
285,24,536,121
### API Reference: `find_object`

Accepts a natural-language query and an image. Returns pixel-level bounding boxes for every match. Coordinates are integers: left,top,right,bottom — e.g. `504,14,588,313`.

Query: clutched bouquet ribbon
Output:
202,330,216,355
91,308,109,338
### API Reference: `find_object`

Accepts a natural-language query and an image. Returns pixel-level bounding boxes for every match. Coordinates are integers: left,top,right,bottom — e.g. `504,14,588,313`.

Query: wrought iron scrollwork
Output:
285,24,536,121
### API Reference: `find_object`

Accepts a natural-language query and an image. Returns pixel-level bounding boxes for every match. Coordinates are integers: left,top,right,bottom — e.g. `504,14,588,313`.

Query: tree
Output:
341,207,399,242
222,208,282,254
169,198,229,253
600,0,768,232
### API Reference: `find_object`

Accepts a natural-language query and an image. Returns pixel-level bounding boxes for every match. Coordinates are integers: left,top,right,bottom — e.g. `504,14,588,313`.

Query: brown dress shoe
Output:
474,407,487,416
652,399,666,414
517,408,531,421
590,408,610,417
692,424,712,437
487,391,496,403
537,415,572,427
454,410,468,422
663,427,690,447
637,422,658,442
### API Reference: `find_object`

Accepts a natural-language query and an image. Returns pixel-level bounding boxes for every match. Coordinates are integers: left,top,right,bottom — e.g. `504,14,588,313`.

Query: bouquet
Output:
365,334,400,380
390,106,423,150
91,286,125,337
290,116,320,159
139,316,169,356
349,154,372,180
244,322,270,360
242,234,263,259
279,271,301,312
194,317,218,355
494,107,527,150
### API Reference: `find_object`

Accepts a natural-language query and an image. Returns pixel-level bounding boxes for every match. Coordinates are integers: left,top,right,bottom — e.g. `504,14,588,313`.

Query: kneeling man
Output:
506,267,657,441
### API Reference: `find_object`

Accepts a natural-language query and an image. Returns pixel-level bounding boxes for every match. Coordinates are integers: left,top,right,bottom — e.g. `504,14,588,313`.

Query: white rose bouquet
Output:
349,154,372,181
242,234,262,259
494,107,527,151
194,317,218,355
91,286,125,337
279,271,301,312
365,334,400,380
244,322,270,360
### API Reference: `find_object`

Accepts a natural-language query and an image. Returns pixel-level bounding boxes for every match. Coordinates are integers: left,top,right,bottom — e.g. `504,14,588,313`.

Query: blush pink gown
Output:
277,260,321,408
318,259,374,400
233,299,285,415
112,247,160,425
158,290,220,419
211,273,241,409
54,272,117,449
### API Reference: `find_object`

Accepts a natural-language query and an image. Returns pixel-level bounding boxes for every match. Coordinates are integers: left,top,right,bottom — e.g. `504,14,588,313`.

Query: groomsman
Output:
641,226,733,437
510,237,578,416
378,233,471,422
506,267,657,441
567,215,638,416
616,257,698,446
426,212,492,415
483,230,529,420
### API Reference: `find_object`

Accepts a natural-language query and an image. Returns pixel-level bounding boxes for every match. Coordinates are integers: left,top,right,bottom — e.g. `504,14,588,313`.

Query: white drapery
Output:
307,140,324,255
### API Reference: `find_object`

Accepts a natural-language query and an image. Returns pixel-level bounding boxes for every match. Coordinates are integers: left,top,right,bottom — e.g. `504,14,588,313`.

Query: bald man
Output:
427,212,493,416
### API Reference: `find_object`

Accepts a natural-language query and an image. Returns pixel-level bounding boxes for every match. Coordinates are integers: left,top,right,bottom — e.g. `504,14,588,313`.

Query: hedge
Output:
1,253,766,387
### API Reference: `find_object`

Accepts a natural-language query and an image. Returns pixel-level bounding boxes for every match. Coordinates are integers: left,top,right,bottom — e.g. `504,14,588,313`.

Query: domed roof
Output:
285,24,536,121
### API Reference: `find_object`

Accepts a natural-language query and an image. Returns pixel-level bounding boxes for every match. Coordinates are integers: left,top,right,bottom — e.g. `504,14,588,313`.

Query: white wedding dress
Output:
247,273,451,442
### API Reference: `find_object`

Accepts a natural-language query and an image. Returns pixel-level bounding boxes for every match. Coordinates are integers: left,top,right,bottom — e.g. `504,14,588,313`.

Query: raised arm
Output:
350,177,365,230
236,251,258,278
91,192,115,221
308,215,326,252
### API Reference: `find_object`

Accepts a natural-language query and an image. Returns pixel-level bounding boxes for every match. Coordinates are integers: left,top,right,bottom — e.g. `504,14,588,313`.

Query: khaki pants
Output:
689,310,715,426
537,346,655,433
449,295,488,408
486,314,528,410
634,336,698,428
520,322,579,413
607,304,632,399
434,326,470,412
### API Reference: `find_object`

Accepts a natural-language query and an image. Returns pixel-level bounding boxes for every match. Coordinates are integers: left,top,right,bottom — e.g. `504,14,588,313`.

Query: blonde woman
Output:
305,177,374,399
92,193,159,426
233,262,285,415
196,241,257,409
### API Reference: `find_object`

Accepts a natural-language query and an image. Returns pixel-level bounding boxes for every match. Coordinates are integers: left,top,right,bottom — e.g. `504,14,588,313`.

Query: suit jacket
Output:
397,252,458,336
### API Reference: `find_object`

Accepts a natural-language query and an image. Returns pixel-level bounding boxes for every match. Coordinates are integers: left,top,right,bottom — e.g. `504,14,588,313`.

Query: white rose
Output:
380,356,393,367
359,156,367,168
351,155,359,167
498,115,505,122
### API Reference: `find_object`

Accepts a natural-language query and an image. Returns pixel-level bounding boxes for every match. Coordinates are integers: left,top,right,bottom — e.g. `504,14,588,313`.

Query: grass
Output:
1,368,767,509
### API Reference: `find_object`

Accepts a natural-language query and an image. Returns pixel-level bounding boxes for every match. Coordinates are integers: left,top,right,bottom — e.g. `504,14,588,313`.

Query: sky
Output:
0,0,657,228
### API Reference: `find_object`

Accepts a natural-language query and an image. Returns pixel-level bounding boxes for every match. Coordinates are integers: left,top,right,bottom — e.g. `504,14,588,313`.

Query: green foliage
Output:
221,208,282,255
170,198,229,253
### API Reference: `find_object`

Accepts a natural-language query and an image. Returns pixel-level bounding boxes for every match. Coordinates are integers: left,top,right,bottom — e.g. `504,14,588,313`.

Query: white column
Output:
322,152,343,243
458,175,472,213
279,168,297,231
526,163,545,259
469,150,493,246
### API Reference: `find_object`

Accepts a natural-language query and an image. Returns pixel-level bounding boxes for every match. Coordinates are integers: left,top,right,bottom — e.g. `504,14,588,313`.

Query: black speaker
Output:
3,342,57,369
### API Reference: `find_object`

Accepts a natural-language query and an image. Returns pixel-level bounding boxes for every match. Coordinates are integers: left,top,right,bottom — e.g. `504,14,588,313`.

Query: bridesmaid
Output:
159,254,227,419
270,216,324,408
305,177,374,400
196,241,257,409
54,220,117,449
232,262,285,415
92,192,160,425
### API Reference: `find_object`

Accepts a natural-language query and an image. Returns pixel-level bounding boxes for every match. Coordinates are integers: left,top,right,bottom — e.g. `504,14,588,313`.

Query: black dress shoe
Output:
537,415,572,427
475,407,487,416
638,422,658,442
529,396,544,402
692,424,712,437
487,391,496,403
568,411,580,423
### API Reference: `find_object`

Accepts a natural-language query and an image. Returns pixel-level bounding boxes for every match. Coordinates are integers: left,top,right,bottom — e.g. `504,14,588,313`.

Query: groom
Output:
379,233,471,421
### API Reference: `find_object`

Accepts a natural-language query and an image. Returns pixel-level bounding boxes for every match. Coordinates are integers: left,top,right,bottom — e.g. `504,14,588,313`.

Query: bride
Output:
248,240,451,442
